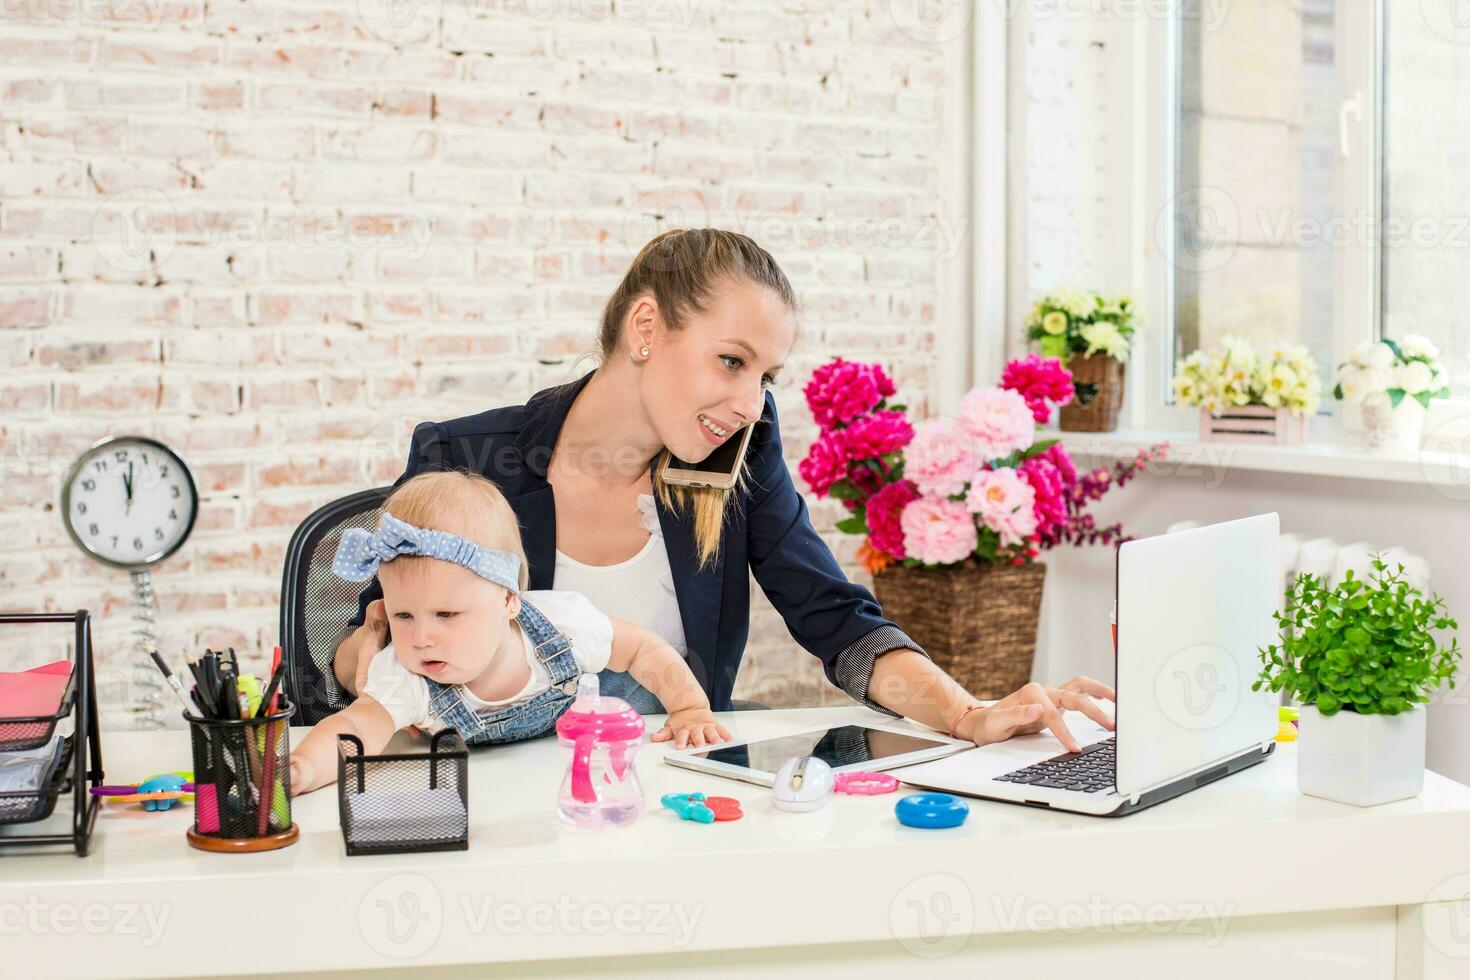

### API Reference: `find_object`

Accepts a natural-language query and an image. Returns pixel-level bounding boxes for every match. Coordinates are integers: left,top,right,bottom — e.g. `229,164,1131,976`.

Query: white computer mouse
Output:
772,756,835,812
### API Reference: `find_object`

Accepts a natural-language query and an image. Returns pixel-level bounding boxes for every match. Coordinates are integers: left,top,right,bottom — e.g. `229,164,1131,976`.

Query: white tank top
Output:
552,494,688,658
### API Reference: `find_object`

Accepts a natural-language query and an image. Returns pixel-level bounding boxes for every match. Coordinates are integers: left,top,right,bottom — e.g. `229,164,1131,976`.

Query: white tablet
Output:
662,723,970,787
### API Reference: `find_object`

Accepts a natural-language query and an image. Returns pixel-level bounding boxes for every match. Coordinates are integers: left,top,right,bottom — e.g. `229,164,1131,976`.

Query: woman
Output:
333,229,1114,751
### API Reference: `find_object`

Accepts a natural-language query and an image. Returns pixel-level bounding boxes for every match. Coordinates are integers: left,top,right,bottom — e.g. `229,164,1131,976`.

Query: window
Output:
1168,0,1345,396
1164,0,1467,405
1381,1,1470,396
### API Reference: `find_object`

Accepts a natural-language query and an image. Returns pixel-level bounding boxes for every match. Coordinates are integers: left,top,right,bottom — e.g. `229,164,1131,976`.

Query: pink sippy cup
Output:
554,674,646,828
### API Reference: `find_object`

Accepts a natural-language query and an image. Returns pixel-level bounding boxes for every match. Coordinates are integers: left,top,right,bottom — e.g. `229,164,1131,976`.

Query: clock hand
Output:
123,464,133,511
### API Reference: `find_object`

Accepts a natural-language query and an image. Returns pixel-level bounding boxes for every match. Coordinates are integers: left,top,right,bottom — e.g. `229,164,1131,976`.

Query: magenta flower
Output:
904,419,976,498
900,496,978,565
957,387,1036,461
1019,455,1067,537
1001,354,1075,424
803,358,897,429
797,428,851,499
865,479,919,559
844,409,914,459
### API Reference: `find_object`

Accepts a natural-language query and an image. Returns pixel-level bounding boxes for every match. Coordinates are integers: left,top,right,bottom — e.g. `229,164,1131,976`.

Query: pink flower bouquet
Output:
799,356,1168,574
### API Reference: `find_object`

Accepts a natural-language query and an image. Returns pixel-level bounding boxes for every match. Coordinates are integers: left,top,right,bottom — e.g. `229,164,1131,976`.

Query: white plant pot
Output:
1360,396,1426,455
1297,704,1426,807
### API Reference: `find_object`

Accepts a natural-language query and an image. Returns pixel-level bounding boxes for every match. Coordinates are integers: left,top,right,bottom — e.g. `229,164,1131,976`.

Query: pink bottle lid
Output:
555,674,645,744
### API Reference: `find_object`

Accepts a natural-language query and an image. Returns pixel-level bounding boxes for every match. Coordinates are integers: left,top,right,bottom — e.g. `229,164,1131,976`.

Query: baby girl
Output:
289,469,731,795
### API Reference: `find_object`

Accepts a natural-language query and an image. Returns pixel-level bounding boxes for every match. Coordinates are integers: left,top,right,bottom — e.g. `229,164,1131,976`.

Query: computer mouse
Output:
772,756,835,812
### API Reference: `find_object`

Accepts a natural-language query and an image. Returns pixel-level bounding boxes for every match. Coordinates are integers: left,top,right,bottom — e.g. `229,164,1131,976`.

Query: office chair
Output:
280,486,769,726
280,486,390,726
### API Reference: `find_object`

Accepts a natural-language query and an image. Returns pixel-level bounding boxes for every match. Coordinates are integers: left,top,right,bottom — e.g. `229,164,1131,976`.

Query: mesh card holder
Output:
337,729,468,856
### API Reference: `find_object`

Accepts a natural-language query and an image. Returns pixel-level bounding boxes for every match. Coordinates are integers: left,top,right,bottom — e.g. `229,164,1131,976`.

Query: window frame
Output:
1133,0,1469,436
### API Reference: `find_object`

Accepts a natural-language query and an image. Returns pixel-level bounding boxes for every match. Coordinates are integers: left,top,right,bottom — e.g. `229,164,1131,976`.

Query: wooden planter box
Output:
872,561,1046,701
1059,354,1125,433
1198,406,1309,446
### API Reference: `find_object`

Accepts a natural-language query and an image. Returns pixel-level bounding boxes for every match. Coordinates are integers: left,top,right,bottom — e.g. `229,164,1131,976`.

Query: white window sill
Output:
1056,427,1470,490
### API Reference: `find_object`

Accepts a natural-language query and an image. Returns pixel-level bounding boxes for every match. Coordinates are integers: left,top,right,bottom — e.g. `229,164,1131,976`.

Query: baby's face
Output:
378,559,515,685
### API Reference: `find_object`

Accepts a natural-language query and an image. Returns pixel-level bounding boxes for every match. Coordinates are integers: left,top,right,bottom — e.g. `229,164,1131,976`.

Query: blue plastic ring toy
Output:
895,792,969,829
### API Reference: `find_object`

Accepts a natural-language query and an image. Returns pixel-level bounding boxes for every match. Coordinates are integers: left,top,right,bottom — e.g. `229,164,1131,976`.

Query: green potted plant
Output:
1254,557,1460,806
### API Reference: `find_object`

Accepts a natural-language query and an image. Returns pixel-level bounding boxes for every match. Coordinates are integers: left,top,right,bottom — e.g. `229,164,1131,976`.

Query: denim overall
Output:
422,597,581,746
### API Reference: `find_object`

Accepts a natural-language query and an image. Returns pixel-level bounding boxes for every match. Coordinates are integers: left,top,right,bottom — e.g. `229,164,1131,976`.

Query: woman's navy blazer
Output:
347,371,926,712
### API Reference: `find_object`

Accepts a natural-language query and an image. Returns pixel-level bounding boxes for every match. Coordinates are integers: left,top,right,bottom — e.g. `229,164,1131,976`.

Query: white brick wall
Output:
0,0,955,721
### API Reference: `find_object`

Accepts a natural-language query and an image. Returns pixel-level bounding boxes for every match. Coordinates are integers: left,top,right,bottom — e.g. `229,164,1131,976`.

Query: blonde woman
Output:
334,229,1114,752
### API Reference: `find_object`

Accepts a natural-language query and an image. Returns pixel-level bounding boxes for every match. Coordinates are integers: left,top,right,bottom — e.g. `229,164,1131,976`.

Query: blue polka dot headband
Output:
331,512,522,594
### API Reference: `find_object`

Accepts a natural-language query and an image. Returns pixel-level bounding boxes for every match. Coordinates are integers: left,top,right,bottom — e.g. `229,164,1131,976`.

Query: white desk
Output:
5,705,1470,979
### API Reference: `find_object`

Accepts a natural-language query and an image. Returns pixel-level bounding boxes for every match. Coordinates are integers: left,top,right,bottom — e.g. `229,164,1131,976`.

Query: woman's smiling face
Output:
633,278,798,463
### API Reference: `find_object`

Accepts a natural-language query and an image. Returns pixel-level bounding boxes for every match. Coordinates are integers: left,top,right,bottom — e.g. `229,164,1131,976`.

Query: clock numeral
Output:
88,523,98,536
133,537,144,551
114,450,128,464
81,478,95,492
142,452,150,466
93,461,107,473
168,509,177,521
111,536,118,548
154,528,164,541
170,486,180,499
76,501,87,515
160,464,169,478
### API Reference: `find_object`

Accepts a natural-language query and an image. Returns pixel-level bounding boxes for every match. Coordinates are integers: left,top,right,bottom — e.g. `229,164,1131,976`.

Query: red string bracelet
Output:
949,703,984,738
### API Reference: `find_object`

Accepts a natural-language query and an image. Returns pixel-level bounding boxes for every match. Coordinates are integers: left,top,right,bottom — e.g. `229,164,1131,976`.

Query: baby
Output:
289,469,731,795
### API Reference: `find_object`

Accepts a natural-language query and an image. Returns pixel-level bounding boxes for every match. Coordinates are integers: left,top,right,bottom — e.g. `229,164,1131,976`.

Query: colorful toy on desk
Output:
90,772,195,811
661,792,715,824
1276,705,1300,742
834,771,900,796
895,792,969,829
703,796,743,821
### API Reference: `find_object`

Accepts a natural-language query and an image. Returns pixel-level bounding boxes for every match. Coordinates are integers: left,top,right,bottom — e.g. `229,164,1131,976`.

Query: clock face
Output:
62,436,199,569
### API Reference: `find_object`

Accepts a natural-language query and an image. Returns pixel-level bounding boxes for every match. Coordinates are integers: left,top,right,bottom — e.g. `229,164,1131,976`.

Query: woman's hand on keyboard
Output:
955,677,1116,753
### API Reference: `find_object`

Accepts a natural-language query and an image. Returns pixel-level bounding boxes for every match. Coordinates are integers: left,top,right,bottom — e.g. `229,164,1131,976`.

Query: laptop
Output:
893,513,1281,817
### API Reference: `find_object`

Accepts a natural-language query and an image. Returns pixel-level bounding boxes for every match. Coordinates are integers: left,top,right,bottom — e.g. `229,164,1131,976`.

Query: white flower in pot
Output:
1254,557,1461,807
1333,338,1453,454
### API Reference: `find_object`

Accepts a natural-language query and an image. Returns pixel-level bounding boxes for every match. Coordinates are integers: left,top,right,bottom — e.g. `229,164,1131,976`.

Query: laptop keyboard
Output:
994,736,1116,793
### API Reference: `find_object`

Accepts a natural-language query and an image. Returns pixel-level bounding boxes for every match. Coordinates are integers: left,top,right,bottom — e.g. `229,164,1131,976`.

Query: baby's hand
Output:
288,755,316,797
651,708,732,750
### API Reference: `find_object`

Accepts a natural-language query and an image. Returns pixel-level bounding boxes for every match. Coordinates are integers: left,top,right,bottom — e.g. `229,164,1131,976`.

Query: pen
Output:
256,663,286,719
147,650,192,712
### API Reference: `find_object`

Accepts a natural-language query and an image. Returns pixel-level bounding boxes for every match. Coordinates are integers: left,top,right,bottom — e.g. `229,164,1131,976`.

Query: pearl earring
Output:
639,346,650,358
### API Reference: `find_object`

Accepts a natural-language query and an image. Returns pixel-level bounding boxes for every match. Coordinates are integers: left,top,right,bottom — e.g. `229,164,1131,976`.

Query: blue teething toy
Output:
660,792,715,824
895,792,969,829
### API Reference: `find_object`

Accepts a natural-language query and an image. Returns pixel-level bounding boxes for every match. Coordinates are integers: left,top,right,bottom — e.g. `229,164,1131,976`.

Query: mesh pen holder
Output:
185,702,298,853
338,729,468,856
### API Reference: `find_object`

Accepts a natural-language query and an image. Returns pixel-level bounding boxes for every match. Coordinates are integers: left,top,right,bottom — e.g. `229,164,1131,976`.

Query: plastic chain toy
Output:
895,792,969,829
833,771,900,796
660,792,743,823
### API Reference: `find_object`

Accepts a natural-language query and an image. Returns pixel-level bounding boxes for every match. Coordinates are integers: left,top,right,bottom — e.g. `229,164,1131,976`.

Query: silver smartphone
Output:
657,420,758,490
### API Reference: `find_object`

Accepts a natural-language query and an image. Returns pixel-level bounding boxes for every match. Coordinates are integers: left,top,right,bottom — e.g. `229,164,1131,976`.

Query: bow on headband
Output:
331,512,522,594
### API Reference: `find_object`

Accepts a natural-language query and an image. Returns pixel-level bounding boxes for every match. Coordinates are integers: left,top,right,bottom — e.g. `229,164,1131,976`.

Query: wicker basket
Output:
872,561,1046,700
1059,354,1125,432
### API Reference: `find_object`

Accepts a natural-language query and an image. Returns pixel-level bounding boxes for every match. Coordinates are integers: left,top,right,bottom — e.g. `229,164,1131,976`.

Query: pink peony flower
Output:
1019,455,1067,537
904,420,976,498
901,496,978,565
1034,442,1077,488
803,358,897,429
797,428,851,499
865,479,919,559
843,409,914,459
1002,355,1075,424
957,387,1037,461
964,468,1039,546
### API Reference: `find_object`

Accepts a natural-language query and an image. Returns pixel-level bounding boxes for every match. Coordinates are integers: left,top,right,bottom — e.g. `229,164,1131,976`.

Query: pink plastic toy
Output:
834,771,900,796
554,674,646,829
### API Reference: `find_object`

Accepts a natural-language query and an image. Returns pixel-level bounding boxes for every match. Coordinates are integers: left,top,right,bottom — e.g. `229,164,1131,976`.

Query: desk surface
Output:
6,705,1470,977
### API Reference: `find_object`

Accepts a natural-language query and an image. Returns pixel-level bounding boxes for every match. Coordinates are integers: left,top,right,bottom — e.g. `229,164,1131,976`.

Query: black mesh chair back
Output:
280,487,389,726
